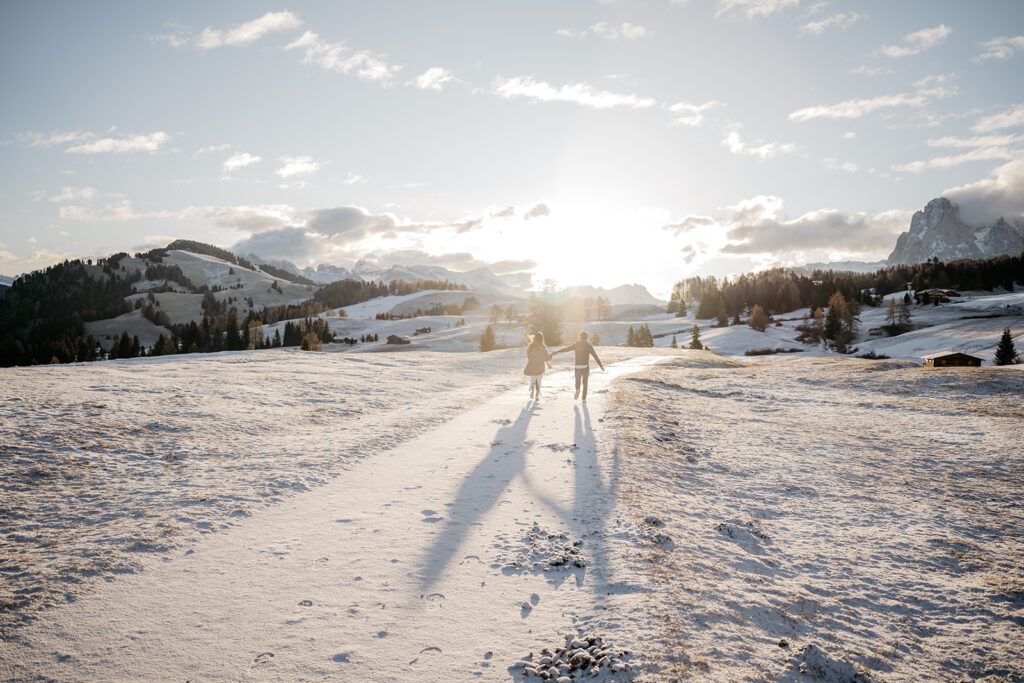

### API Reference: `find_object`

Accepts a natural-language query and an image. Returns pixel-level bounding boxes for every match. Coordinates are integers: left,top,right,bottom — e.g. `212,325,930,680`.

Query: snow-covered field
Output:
606,356,1024,680
0,349,527,635
1,347,1021,680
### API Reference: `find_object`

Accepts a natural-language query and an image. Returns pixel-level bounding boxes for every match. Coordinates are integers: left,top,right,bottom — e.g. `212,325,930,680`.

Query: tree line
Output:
669,253,1023,322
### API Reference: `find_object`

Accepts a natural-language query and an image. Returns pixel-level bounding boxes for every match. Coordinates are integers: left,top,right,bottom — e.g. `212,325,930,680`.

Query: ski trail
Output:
2,356,666,681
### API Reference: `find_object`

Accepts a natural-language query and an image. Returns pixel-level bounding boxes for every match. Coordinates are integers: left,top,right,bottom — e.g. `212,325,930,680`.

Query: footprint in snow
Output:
253,652,274,665
332,653,351,663
378,630,389,638
423,593,446,610
298,599,313,607
421,510,443,523
409,646,442,668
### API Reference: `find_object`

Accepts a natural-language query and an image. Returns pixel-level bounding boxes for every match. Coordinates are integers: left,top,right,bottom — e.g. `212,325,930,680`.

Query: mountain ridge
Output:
887,197,1024,266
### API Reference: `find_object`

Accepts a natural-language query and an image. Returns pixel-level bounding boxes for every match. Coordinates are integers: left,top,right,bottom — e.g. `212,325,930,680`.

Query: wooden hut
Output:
923,351,982,367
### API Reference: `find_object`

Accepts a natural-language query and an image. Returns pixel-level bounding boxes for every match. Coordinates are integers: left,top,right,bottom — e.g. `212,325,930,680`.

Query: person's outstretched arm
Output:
553,344,574,356
590,344,604,371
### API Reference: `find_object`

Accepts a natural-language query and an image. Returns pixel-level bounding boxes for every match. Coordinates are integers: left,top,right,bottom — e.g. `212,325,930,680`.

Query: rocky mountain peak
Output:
887,197,1024,266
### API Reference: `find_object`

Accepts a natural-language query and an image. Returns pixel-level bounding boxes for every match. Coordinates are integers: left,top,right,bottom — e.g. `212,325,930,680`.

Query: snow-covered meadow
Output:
0,349,527,635
1,344,1022,680
606,356,1024,679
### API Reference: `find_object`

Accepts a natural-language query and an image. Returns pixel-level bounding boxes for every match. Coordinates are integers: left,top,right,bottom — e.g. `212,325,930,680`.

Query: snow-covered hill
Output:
562,283,664,307
262,257,529,298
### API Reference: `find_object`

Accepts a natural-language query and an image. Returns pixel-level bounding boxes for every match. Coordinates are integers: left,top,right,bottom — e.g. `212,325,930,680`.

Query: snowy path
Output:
2,357,663,681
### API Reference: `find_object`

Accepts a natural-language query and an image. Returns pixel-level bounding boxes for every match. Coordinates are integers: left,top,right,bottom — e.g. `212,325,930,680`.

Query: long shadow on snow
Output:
418,405,535,590
520,403,629,594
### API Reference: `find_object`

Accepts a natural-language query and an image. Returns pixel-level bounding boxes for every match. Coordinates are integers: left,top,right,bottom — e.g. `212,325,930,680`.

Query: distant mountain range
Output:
888,197,1024,266
251,256,664,306
785,260,887,276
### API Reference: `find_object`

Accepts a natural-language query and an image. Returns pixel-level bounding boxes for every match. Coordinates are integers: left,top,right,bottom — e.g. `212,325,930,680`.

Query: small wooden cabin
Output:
923,351,982,367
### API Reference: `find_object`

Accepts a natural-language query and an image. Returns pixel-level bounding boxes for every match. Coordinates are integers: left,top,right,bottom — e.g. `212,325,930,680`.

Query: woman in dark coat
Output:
524,331,552,398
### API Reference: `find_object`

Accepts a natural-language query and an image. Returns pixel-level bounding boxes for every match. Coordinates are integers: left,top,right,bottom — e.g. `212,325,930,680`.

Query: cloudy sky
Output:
2,1,1022,294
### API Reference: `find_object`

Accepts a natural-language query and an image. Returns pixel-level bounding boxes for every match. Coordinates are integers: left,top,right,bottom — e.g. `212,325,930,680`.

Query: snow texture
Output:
1,348,1022,680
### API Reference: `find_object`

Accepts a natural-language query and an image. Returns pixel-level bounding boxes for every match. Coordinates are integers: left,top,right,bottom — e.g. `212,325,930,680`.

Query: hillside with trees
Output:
673,253,1023,322
0,258,138,366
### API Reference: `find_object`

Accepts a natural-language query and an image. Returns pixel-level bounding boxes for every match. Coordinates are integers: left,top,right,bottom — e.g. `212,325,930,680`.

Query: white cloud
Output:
556,22,649,40
669,100,723,126
222,152,261,173
944,159,1024,225
721,123,797,160
971,104,1024,133
662,215,715,236
893,133,1024,173
195,11,302,49
59,199,140,222
718,195,910,256
66,131,170,154
842,131,857,140
848,65,893,77
48,186,96,203
492,76,656,110
186,204,302,232
789,76,956,121
822,158,859,173
275,156,322,179
928,133,1024,148
193,143,231,158
413,67,455,91
12,130,91,148
524,203,550,220
877,24,951,58
286,31,402,84
0,247,74,276
341,172,366,185
791,93,923,121
801,12,861,35
974,35,1024,61
715,0,799,19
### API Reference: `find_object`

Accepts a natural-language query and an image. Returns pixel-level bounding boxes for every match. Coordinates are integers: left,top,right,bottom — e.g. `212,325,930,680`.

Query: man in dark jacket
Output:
553,331,604,401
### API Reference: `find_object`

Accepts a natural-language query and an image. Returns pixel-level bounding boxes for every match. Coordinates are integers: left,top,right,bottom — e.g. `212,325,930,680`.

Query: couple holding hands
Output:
524,330,604,401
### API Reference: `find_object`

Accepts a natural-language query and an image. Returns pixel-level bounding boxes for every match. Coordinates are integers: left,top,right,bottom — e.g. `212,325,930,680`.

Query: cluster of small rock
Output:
512,634,633,680
499,522,587,572
643,515,674,547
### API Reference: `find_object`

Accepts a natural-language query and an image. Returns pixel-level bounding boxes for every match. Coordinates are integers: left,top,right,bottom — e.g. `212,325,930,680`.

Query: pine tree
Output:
689,324,703,350
994,327,1020,365
670,334,678,349
696,281,721,320
479,325,496,352
225,310,241,350
825,292,858,352
748,305,769,332
898,300,912,328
